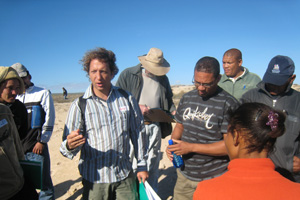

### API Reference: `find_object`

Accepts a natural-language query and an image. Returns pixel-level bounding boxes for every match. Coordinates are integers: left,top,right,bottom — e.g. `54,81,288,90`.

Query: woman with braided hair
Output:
193,102,300,200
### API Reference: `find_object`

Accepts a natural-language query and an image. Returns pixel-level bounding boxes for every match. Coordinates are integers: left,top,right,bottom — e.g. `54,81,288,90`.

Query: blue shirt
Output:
60,85,147,183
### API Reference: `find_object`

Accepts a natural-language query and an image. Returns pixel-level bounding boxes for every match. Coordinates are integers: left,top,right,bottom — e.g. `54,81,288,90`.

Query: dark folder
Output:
20,160,43,189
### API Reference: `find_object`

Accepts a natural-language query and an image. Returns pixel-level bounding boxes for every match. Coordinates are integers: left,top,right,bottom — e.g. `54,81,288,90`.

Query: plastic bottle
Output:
31,105,42,129
168,139,184,168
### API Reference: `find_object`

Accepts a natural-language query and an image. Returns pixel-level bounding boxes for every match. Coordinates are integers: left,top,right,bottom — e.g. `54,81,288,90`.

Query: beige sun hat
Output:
138,47,170,76
0,66,25,94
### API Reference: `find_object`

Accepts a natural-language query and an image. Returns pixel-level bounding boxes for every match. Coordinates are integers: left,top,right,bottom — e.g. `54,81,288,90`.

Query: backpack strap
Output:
117,88,128,99
78,96,86,136
78,89,131,136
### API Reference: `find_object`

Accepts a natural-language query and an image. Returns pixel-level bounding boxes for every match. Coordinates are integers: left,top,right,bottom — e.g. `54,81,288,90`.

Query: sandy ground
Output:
48,85,194,200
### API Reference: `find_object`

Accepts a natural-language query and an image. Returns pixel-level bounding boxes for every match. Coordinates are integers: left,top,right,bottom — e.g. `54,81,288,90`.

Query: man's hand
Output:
67,129,86,150
32,142,44,155
293,156,300,173
137,171,149,183
139,104,151,116
165,145,174,162
168,139,192,156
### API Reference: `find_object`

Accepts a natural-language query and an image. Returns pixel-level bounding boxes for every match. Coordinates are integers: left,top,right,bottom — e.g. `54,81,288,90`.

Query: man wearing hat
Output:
11,63,55,199
241,55,300,182
0,67,28,140
116,47,176,192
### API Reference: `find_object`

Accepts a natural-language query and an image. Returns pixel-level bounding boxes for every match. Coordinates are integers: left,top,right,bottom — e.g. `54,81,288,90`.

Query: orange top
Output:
193,158,300,200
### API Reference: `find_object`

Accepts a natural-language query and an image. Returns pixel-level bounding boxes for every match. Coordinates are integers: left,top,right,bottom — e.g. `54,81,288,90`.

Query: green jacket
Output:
116,64,176,113
0,103,24,200
218,67,261,101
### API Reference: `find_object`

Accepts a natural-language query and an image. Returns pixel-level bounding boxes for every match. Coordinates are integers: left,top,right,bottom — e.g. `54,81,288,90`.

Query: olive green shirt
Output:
218,67,261,101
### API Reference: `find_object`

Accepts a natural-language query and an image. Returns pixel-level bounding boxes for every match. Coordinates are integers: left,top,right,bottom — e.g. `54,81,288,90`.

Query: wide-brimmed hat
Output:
0,66,25,94
11,63,29,78
263,55,295,86
138,48,170,76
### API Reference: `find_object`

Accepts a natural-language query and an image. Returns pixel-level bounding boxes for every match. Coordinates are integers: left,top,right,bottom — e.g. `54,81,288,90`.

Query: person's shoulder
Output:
287,88,300,103
120,64,141,74
218,87,239,102
30,85,50,93
219,74,229,83
0,103,11,114
183,89,197,98
177,89,197,104
244,68,261,80
13,99,26,107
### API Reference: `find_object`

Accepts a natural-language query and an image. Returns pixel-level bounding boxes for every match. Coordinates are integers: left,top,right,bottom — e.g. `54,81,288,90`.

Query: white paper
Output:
144,181,161,200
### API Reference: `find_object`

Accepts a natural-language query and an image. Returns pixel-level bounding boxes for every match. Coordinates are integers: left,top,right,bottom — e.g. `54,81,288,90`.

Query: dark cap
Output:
263,55,295,86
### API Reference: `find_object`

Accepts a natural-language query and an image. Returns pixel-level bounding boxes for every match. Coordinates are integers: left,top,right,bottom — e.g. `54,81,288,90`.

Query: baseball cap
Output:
263,55,295,86
11,63,29,78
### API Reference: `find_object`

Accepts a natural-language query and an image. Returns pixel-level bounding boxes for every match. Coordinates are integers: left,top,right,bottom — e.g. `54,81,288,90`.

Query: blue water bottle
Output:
168,139,184,168
31,105,42,129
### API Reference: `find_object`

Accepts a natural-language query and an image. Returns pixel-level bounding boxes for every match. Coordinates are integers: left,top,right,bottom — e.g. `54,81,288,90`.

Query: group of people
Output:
0,64,55,199
1,46,300,200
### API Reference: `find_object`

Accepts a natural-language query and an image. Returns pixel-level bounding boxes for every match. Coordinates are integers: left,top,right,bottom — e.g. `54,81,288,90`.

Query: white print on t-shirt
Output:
183,107,214,129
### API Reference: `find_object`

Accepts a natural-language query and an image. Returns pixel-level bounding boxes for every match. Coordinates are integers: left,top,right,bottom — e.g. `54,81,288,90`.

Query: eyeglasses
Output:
192,79,215,88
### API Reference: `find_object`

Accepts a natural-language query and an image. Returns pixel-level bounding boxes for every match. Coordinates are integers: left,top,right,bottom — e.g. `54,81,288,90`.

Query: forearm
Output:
190,140,227,156
41,93,55,142
171,123,184,140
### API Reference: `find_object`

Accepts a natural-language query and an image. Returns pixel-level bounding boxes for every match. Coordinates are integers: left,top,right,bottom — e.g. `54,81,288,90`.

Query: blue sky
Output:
1,0,299,93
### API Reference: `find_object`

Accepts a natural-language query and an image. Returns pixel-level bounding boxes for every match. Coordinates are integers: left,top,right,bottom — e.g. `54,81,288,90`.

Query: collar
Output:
257,81,293,97
83,84,117,100
221,67,249,83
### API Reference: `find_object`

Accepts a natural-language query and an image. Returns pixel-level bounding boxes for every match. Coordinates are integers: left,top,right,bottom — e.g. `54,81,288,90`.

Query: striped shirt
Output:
60,85,147,183
175,87,239,181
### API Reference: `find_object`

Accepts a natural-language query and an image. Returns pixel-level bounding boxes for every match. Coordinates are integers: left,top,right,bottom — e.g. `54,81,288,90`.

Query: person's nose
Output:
197,84,206,90
96,72,103,80
11,89,19,95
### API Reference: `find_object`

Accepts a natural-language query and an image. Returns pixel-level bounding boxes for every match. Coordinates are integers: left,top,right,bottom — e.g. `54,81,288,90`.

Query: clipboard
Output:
144,108,175,123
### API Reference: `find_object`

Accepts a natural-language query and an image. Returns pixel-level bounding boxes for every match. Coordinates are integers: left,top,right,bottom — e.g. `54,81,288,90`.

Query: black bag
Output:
159,122,173,138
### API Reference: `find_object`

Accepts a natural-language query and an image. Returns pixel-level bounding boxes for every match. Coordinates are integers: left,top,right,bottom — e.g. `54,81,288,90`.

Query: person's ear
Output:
289,74,296,84
238,59,243,67
233,130,240,146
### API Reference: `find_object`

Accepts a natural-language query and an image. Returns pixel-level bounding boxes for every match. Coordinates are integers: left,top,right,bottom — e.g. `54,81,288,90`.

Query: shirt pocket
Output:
118,109,129,132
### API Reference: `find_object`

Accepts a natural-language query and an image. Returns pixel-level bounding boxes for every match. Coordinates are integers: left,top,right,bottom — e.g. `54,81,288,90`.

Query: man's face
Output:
0,79,21,103
193,71,220,98
265,75,295,96
265,83,289,96
21,75,31,89
222,55,242,78
89,59,113,97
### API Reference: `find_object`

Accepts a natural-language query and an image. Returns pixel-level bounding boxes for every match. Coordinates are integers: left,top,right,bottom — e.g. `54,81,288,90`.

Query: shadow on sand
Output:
54,177,82,200
158,166,177,199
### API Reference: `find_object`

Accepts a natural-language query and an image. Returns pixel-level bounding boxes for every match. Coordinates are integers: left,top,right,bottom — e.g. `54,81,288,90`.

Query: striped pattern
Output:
60,85,147,183
175,88,239,181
